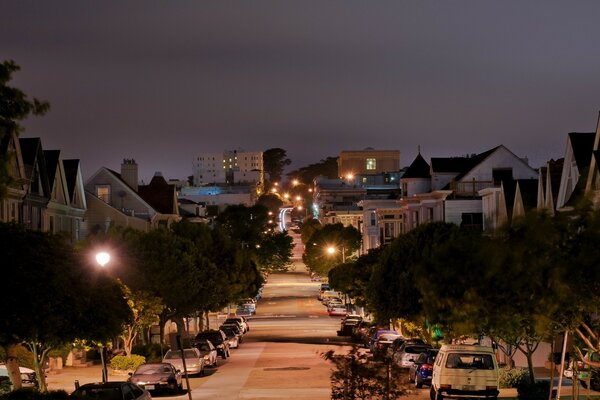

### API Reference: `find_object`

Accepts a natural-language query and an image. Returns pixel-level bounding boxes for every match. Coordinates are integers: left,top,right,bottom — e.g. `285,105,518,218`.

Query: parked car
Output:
430,344,499,400
328,306,348,317
373,333,402,360
221,320,245,335
387,337,426,359
0,364,38,388
368,329,399,353
225,316,249,332
394,343,433,368
71,381,151,400
220,326,241,349
408,349,439,388
162,348,205,376
338,316,362,336
352,321,373,343
129,362,182,394
195,329,230,359
195,339,218,368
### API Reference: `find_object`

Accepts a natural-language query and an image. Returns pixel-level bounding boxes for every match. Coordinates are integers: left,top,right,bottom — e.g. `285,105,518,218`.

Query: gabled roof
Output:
63,159,80,201
431,146,500,178
19,137,51,197
503,179,538,217
539,158,563,208
43,150,61,189
402,152,431,179
137,174,178,215
568,132,595,170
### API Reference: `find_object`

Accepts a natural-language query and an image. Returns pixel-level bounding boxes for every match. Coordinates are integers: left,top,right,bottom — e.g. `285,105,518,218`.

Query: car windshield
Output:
379,334,400,341
72,387,122,400
198,344,211,351
164,350,196,359
135,364,170,374
445,353,494,370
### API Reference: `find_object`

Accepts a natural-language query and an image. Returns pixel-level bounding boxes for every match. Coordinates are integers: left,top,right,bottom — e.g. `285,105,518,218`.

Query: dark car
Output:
129,362,182,394
224,316,249,333
408,349,439,388
195,329,230,359
368,329,399,353
71,382,151,400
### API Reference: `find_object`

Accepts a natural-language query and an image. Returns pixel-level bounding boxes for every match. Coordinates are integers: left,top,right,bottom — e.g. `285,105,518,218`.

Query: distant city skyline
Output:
2,1,600,182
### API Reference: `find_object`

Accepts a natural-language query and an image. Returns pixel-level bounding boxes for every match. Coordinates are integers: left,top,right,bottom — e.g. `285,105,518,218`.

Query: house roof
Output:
431,146,500,178
402,152,431,179
568,132,595,170
137,173,178,214
539,158,564,207
503,179,538,216
43,150,61,189
19,137,42,166
63,159,80,200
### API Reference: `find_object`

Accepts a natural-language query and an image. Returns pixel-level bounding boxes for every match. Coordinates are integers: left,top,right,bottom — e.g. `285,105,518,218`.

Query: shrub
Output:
109,355,145,371
499,367,530,388
0,389,69,400
131,344,167,363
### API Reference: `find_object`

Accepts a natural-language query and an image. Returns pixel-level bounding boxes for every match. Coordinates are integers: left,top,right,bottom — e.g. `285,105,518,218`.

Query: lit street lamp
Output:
326,245,346,263
95,251,110,267
95,251,111,382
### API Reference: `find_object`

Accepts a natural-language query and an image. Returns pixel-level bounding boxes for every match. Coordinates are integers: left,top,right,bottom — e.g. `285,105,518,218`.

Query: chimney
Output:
121,159,139,191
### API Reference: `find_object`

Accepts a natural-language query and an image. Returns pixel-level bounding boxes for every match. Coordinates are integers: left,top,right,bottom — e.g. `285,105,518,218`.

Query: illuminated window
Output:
366,158,376,170
96,185,111,203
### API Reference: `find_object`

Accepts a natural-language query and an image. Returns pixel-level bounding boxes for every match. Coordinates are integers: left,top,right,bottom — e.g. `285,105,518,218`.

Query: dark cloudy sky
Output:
2,1,600,182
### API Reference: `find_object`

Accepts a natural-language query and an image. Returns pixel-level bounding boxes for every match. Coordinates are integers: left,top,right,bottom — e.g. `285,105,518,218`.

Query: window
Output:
96,185,111,203
366,158,376,170
370,212,376,226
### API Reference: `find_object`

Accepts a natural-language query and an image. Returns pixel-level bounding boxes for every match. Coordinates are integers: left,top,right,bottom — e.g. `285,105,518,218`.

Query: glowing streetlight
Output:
283,193,290,200
326,245,346,263
326,246,336,255
95,252,110,268
271,187,278,193
346,173,354,181
295,195,302,201
292,179,299,186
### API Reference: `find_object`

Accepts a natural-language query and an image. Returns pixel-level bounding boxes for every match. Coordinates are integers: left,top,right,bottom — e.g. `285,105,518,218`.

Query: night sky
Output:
2,1,600,182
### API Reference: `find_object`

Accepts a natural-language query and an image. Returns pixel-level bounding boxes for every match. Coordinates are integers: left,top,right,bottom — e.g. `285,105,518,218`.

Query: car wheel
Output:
430,386,436,400
435,389,444,400
221,352,227,359
200,367,204,377
415,377,423,389
171,383,179,395
213,358,218,367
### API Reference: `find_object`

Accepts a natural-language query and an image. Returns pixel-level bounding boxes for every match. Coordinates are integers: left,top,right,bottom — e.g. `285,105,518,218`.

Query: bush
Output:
0,389,69,400
131,344,167,363
517,381,553,400
499,367,530,388
109,355,145,371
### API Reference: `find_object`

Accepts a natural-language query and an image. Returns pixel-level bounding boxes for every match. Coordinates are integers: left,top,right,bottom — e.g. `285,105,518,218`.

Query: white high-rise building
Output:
193,150,263,187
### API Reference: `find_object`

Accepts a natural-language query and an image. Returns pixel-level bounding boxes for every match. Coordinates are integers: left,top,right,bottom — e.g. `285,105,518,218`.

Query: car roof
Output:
76,382,129,389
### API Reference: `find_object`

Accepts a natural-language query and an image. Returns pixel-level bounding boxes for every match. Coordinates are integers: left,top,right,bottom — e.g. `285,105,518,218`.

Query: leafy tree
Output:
0,60,49,200
263,147,291,183
119,284,164,356
367,222,457,325
0,223,130,391
255,231,294,273
329,248,383,308
217,204,293,273
287,156,339,183
256,193,283,215
303,223,361,276
300,218,321,244
323,346,407,399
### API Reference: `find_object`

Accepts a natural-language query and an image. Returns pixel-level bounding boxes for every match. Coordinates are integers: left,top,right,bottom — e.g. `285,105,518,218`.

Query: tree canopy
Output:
263,147,291,183
0,60,49,200
287,156,339,183
302,223,361,276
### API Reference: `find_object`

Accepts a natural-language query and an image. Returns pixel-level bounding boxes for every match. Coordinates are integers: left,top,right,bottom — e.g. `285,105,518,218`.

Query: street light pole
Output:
95,251,111,383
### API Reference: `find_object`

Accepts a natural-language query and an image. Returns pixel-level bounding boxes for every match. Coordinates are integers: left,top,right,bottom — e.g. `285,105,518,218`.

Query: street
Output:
47,262,347,399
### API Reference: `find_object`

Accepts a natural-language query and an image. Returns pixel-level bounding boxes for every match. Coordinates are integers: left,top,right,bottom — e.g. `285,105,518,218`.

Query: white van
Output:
430,345,499,400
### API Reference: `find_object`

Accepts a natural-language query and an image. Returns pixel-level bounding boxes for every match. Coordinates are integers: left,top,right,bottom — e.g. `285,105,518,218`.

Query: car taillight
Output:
421,364,433,371
440,384,452,390
486,386,497,391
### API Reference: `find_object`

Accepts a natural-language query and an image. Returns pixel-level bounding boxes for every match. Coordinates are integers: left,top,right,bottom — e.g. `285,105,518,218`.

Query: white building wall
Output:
461,147,537,182
431,173,457,191
404,178,431,197
444,199,482,225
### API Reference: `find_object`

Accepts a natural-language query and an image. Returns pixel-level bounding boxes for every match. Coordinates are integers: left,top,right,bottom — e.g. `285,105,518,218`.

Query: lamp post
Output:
95,251,110,383
326,245,345,263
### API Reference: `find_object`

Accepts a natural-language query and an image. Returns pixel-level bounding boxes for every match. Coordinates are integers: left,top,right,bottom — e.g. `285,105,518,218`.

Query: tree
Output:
256,193,283,215
329,248,383,308
119,284,164,356
255,231,294,272
263,148,291,183
0,223,131,391
303,223,361,276
0,60,49,200
287,156,339,183
300,218,321,245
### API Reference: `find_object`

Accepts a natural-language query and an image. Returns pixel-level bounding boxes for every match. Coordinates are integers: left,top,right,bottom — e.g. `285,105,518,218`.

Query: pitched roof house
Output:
556,131,596,209
82,159,180,238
